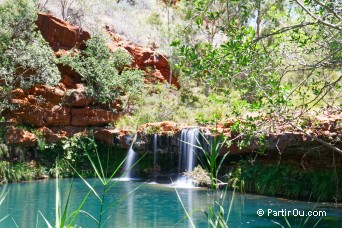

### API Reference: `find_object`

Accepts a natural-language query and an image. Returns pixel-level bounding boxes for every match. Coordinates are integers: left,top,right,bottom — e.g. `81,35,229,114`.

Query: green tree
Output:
174,0,341,152
60,35,144,104
174,0,287,99
0,0,61,115
175,0,341,110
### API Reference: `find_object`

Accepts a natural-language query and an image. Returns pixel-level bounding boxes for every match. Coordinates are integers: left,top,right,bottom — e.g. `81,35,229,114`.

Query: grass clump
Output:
229,161,342,202
0,160,46,183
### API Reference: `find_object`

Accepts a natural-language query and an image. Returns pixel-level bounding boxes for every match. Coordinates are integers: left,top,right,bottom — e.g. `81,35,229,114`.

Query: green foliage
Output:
62,134,88,163
115,83,192,128
174,0,275,101
34,130,50,152
60,35,144,104
147,12,162,27
37,134,91,178
39,134,128,178
229,161,342,202
0,0,60,114
203,189,233,228
54,134,102,177
173,0,341,120
143,125,162,135
0,161,45,183
195,133,230,189
0,117,5,140
1,37,60,88
116,82,235,128
0,0,60,79
35,134,92,178
48,135,145,228
0,144,9,159
230,117,267,153
0,0,37,50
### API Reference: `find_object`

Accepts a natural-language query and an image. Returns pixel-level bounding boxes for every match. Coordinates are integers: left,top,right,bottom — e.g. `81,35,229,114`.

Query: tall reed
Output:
182,131,229,189
0,185,9,223
40,135,145,228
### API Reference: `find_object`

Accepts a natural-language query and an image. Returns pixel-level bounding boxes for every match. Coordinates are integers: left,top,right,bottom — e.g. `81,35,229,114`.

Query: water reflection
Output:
126,182,134,227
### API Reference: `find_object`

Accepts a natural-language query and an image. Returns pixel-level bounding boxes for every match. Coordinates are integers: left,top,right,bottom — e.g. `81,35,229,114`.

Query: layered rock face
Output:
4,13,178,146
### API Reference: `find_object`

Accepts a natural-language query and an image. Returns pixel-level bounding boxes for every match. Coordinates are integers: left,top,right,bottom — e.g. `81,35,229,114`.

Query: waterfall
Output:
118,135,139,181
178,128,199,174
153,134,158,181
174,128,199,188
123,148,138,179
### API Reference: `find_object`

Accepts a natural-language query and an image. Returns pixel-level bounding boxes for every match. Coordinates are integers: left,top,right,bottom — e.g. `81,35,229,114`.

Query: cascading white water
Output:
153,134,158,181
123,148,137,179
118,135,139,181
174,128,199,188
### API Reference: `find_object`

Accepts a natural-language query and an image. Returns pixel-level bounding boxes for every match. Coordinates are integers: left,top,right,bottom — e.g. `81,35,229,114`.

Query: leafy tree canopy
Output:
174,0,341,116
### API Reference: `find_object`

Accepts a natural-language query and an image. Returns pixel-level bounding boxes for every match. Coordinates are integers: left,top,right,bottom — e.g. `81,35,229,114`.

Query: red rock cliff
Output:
4,13,178,146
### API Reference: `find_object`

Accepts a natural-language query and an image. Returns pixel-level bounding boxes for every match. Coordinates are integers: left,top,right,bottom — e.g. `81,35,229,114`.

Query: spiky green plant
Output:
173,180,234,228
38,160,90,228
183,131,230,189
39,135,145,228
71,135,145,227
203,188,235,228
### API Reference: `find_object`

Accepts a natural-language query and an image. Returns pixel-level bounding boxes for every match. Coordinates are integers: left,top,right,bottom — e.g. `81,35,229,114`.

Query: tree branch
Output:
291,123,342,155
312,0,342,21
252,22,316,43
294,0,342,31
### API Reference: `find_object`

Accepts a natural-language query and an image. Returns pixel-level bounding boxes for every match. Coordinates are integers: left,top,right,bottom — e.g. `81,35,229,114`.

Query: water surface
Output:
1,179,342,227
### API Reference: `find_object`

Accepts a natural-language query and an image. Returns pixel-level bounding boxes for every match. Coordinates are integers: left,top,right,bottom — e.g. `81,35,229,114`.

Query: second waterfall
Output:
175,128,200,188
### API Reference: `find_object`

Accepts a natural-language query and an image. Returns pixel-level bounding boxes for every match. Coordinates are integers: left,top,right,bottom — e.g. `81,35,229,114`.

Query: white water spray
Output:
153,134,158,181
118,135,139,181
173,128,199,188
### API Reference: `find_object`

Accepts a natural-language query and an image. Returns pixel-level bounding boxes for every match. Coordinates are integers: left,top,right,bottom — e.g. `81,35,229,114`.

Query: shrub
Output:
60,35,144,104
0,160,45,183
147,12,162,27
0,144,9,159
0,0,60,114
